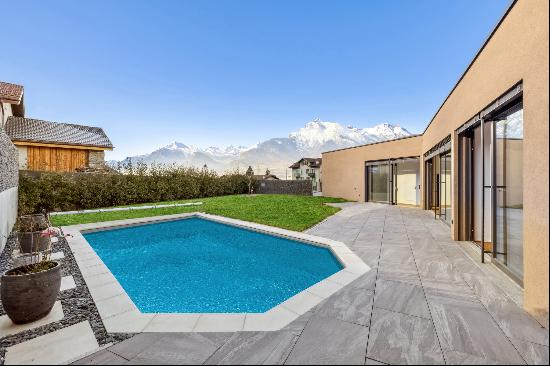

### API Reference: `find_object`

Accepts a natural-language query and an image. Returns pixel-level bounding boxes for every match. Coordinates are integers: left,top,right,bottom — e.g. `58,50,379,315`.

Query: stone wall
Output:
88,150,105,168
0,129,19,251
255,179,312,196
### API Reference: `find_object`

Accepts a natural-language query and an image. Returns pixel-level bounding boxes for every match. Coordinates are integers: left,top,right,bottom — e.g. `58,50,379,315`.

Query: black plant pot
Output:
1,261,62,324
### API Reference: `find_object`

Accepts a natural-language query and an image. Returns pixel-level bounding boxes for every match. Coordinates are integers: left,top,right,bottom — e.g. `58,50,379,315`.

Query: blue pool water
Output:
83,217,343,313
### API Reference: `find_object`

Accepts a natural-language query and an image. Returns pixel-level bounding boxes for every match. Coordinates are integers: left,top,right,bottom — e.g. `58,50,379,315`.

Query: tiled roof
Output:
0,81,24,104
5,116,113,149
289,158,322,169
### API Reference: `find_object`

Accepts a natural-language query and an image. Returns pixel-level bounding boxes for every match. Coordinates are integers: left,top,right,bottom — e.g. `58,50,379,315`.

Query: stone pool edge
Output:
62,212,370,333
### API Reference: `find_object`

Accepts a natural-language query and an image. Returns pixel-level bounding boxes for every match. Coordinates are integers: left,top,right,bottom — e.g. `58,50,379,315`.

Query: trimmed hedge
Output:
18,165,251,214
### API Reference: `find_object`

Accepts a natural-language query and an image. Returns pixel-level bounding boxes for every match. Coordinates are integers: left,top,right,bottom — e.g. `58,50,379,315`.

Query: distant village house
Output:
289,158,322,191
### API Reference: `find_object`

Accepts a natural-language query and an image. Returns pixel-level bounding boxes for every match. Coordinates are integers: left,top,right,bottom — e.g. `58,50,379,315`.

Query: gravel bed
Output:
0,233,132,364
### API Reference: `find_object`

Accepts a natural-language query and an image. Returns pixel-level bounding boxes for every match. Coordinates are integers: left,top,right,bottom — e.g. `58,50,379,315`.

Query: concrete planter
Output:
1,261,62,324
17,214,51,254
17,232,51,253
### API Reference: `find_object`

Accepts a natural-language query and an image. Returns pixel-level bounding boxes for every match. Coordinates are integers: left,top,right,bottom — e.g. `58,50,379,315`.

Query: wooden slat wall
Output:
27,146,89,172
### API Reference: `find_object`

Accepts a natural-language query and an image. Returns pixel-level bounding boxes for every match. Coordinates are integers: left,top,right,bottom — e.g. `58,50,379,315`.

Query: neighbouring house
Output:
5,117,113,172
0,81,25,127
322,0,549,326
1,80,114,173
289,158,322,191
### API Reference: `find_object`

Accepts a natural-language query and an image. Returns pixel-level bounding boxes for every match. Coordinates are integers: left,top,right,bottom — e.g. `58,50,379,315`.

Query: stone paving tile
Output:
352,238,382,247
204,330,300,365
461,271,549,347
366,308,444,364
365,357,387,365
285,315,369,365
126,333,232,364
107,333,165,360
442,350,513,365
352,247,381,268
510,338,550,365
0,301,64,338
416,260,464,286
427,290,525,364
377,262,421,286
379,246,415,265
373,279,430,319
315,284,375,326
72,350,128,365
5,321,99,365
381,232,409,241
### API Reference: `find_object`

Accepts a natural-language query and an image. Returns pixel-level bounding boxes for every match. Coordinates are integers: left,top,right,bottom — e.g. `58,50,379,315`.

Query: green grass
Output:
50,195,348,231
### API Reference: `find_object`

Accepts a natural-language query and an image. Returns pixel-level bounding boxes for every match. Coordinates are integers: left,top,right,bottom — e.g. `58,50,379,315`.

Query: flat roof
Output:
322,134,422,155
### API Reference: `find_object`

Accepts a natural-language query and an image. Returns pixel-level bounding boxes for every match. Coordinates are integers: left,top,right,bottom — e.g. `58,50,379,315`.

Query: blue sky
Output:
2,0,510,160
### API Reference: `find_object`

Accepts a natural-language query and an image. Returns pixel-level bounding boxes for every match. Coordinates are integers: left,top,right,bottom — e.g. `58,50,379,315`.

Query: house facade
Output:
289,158,322,191
0,81,24,127
322,0,548,325
1,81,113,172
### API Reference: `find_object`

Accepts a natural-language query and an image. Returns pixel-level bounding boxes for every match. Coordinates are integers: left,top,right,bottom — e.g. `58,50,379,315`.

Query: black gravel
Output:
0,233,132,364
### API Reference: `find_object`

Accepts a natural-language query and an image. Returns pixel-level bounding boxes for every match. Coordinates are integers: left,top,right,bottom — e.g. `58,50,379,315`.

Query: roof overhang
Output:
12,140,113,151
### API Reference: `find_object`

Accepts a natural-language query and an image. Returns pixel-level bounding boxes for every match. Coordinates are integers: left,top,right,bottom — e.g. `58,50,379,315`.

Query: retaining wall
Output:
0,129,18,251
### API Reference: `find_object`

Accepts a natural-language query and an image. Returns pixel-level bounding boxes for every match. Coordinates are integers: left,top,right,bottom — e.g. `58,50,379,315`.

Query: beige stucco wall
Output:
322,136,422,202
420,0,548,325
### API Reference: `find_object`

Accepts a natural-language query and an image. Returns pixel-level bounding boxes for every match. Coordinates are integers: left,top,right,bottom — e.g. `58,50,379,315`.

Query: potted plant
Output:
16,214,51,254
1,215,62,324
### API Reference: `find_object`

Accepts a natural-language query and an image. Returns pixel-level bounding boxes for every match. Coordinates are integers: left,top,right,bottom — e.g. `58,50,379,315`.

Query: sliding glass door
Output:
425,151,451,224
394,158,420,206
366,163,391,203
440,152,452,225
457,99,523,283
494,103,524,280
366,158,420,205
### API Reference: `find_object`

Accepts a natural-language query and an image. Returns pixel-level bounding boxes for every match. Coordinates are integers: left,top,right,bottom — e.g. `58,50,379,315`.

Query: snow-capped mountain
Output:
117,120,412,177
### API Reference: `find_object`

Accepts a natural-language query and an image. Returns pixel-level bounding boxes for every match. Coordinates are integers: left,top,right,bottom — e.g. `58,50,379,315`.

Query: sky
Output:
2,0,510,160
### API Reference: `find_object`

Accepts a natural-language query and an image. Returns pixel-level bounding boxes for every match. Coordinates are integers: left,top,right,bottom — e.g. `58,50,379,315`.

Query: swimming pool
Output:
83,217,343,313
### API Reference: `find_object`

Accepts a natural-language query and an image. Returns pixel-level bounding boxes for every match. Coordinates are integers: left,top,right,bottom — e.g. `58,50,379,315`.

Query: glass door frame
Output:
456,96,524,286
365,157,420,205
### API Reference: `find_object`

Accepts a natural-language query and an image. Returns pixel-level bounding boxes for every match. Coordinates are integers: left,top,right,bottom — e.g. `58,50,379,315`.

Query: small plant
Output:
13,212,61,273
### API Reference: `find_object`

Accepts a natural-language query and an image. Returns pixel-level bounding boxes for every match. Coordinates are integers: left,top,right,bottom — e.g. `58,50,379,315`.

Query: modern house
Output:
322,0,548,326
289,158,322,191
1,81,114,172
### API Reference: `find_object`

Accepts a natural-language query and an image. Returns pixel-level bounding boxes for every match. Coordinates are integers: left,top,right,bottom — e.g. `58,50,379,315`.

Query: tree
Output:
265,168,270,177
246,166,254,194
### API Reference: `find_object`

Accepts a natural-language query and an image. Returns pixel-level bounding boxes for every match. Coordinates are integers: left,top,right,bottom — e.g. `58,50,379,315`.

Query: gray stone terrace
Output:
74,203,548,365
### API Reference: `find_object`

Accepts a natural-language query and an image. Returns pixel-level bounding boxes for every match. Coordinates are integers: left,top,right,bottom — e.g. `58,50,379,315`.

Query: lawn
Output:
50,195,348,231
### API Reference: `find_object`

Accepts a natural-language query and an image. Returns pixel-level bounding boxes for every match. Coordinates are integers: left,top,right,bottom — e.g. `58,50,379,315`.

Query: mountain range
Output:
115,120,413,178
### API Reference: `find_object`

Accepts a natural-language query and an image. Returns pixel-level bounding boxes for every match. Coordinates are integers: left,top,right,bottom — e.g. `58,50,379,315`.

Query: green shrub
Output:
18,165,251,214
